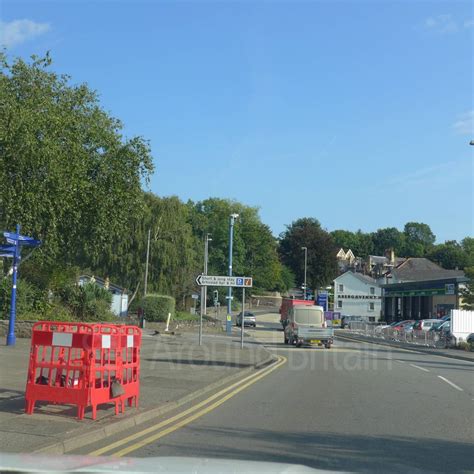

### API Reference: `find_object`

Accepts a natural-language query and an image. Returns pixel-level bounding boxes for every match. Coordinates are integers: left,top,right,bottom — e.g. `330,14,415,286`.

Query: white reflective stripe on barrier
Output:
102,335,111,349
52,332,73,347
127,335,134,348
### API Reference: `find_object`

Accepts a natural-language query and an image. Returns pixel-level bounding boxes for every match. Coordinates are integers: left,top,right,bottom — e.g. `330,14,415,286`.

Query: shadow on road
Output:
158,426,474,473
143,358,252,369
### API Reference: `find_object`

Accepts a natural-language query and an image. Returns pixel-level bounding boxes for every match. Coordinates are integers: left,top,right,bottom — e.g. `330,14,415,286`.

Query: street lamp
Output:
301,246,308,300
227,213,239,335
470,140,474,145
203,233,212,316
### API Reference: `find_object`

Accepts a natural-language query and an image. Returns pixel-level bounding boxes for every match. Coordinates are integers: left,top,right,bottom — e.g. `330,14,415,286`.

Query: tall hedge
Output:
142,294,175,322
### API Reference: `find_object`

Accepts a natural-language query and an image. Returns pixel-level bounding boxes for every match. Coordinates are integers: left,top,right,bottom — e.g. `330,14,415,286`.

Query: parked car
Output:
236,311,256,327
341,315,363,329
374,321,399,334
412,319,444,332
436,321,450,334
430,319,451,332
382,320,415,334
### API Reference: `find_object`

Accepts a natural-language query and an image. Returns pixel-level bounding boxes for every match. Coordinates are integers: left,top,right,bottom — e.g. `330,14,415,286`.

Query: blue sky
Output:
1,1,473,242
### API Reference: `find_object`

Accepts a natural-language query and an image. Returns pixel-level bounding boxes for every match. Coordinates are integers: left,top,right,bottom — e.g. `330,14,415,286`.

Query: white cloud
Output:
0,19,50,48
423,14,473,34
452,110,474,135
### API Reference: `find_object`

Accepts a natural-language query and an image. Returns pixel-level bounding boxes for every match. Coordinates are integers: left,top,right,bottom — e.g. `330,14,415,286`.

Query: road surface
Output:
77,312,474,473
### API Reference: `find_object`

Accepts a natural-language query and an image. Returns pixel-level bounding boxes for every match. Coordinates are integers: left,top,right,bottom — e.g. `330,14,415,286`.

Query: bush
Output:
0,278,46,319
141,294,175,322
59,282,114,322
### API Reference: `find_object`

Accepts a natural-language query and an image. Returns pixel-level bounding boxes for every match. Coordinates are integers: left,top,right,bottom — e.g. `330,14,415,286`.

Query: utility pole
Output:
203,233,212,316
302,246,308,300
144,228,151,296
227,213,239,335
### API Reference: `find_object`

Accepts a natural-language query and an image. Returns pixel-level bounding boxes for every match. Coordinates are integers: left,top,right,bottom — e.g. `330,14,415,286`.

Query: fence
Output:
346,322,451,349
25,321,141,420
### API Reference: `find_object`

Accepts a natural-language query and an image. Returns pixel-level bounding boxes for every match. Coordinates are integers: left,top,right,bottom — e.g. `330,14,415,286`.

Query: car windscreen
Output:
294,308,324,325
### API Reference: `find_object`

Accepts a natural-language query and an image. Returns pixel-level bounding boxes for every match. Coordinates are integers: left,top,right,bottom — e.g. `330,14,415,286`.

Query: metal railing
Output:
345,322,451,349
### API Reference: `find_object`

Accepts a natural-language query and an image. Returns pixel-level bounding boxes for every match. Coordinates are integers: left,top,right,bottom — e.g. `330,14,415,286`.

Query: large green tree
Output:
401,222,436,257
279,218,337,289
427,241,468,270
371,227,405,256
188,198,286,292
0,54,153,270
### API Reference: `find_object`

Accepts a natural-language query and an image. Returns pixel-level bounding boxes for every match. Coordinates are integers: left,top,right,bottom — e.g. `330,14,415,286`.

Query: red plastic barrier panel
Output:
25,322,142,420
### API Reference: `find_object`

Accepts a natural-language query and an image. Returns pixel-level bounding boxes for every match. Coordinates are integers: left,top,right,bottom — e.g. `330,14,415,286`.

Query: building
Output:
381,258,467,322
78,275,128,317
333,271,382,322
367,250,406,279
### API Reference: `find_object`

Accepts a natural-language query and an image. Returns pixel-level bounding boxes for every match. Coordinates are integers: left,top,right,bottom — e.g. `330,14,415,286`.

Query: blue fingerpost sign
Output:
1,225,41,346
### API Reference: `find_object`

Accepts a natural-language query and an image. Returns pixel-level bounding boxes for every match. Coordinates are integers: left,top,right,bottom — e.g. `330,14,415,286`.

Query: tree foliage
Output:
279,218,338,289
0,53,153,268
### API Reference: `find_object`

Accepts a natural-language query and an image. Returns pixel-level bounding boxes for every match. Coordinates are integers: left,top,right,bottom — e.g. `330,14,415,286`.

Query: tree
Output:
331,229,374,258
461,237,474,268
188,198,284,292
402,222,436,257
371,227,405,256
427,241,468,270
279,218,338,289
460,266,474,311
0,54,154,270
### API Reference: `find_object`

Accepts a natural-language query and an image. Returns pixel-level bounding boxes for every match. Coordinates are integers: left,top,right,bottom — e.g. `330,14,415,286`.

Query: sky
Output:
1,0,473,243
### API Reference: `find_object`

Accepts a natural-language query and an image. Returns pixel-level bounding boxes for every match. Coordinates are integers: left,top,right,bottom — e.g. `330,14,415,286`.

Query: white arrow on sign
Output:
195,274,253,288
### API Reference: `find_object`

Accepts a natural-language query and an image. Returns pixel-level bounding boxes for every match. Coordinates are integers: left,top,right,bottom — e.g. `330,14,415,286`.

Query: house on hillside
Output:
78,275,128,317
333,271,382,322
381,258,467,321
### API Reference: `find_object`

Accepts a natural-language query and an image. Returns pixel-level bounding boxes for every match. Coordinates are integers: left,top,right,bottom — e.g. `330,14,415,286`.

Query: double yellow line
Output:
89,355,287,457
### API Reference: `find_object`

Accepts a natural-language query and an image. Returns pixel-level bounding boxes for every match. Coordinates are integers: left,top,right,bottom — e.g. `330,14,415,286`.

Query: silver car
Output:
236,311,256,327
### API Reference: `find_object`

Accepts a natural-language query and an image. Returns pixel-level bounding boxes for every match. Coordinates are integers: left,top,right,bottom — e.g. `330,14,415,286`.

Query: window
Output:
370,287,375,295
369,302,375,311
338,284,344,292
337,300,343,309
369,317,375,322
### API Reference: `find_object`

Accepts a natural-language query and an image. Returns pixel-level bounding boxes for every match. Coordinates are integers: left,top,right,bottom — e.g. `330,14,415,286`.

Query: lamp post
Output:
301,246,308,300
226,213,239,335
203,233,212,316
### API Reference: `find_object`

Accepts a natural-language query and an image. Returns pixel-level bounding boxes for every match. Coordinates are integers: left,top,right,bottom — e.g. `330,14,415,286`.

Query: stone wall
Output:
0,320,36,338
0,317,222,338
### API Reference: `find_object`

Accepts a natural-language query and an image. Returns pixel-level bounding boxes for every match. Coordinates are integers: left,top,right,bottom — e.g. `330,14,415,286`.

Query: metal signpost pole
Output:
203,234,211,316
199,278,204,346
241,287,245,349
227,214,238,335
302,246,307,300
6,224,20,346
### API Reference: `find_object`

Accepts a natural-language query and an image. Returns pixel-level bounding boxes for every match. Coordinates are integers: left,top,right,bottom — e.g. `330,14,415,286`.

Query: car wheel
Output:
284,336,289,344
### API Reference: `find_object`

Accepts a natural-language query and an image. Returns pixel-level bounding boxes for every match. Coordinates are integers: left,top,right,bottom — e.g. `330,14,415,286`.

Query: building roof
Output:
369,255,406,266
78,274,127,293
388,258,465,282
334,271,378,285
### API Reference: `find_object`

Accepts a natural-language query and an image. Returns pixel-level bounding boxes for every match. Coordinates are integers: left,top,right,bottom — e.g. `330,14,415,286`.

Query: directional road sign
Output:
196,274,253,288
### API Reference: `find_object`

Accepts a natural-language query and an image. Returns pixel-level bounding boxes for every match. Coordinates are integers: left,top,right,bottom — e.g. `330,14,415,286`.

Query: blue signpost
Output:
317,291,328,311
1,225,41,346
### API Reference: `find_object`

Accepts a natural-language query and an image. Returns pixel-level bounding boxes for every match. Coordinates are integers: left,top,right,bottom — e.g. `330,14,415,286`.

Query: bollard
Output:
165,312,171,332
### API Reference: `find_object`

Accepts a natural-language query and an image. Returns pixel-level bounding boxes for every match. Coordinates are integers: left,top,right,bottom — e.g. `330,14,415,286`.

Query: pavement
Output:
0,326,273,454
69,311,474,473
336,330,474,362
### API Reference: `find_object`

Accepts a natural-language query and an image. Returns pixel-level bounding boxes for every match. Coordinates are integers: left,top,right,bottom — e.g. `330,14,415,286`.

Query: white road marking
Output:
438,376,464,392
410,363,430,372
396,359,406,364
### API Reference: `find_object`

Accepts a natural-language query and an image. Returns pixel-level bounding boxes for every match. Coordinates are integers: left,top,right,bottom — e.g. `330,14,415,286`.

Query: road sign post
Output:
1,225,41,346
241,287,245,349
196,274,252,344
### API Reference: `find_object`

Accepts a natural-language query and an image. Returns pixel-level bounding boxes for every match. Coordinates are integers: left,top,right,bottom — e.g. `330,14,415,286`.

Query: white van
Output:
284,305,334,348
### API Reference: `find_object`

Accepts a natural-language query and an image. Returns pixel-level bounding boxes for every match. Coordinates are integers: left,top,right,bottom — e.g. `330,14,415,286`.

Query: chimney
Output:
390,249,395,265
